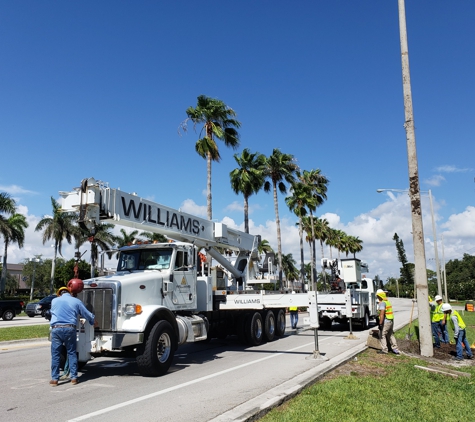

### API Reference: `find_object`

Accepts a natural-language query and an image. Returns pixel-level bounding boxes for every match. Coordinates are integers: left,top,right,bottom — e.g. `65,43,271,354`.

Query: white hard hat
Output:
376,289,385,295
435,295,442,301
441,303,452,312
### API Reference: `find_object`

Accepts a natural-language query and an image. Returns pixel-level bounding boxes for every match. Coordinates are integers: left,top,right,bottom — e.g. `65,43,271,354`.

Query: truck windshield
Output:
117,248,173,271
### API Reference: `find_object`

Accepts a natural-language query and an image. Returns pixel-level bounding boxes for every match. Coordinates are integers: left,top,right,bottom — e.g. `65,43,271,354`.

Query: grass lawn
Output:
260,309,475,422
0,325,50,342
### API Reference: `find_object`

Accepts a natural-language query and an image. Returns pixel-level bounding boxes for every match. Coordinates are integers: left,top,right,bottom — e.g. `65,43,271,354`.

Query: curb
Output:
0,337,49,346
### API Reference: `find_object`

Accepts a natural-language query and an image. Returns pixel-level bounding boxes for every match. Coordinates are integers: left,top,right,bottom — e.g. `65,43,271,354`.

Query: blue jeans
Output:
432,322,442,347
439,321,449,343
290,311,298,329
455,329,474,359
51,327,77,381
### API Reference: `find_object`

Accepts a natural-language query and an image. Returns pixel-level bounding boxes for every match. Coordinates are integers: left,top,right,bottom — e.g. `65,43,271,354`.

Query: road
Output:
0,315,49,328
0,298,416,422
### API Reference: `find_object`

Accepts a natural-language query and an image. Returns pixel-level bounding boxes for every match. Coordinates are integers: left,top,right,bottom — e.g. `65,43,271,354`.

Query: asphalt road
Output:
0,315,50,328
0,298,416,422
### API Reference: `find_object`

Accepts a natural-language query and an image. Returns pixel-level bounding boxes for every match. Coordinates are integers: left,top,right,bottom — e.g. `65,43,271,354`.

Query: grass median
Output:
0,325,50,342
260,308,475,422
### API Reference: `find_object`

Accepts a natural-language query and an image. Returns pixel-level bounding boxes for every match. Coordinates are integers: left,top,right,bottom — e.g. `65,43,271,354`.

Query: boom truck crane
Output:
60,178,319,376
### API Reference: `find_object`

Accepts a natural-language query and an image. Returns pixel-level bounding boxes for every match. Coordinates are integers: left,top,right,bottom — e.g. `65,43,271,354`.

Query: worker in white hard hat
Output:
441,304,473,361
429,294,447,348
376,291,400,355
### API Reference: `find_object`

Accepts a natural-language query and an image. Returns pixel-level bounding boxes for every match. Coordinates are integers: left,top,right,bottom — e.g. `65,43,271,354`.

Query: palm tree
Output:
313,217,330,260
116,228,140,247
347,235,363,258
35,197,77,294
182,95,241,220
76,223,118,277
263,149,297,284
281,253,299,290
140,231,168,243
332,229,349,259
0,212,28,296
286,180,314,288
230,148,266,233
257,238,274,255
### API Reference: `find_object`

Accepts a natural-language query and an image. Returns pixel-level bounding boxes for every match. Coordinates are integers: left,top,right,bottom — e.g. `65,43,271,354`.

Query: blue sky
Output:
1,1,474,281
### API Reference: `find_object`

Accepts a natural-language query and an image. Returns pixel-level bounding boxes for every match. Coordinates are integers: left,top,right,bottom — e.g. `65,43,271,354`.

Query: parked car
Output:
25,295,56,318
0,299,24,320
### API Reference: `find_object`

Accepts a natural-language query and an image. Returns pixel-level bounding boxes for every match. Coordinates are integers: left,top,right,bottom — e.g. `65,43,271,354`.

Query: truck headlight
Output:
124,304,142,315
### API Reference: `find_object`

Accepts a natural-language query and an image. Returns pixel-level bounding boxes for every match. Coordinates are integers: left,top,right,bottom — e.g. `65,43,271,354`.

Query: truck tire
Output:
362,310,370,330
263,310,276,342
319,317,332,330
245,312,264,346
274,309,286,337
2,309,14,321
136,320,176,377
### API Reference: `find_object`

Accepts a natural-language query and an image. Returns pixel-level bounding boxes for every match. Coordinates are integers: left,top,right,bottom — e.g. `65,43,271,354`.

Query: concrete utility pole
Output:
397,0,433,356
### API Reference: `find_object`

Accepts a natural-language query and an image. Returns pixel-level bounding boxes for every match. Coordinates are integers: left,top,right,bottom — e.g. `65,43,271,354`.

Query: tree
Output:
76,223,117,277
140,231,168,243
393,232,414,296
230,148,266,233
182,95,241,220
0,212,28,297
257,239,274,255
55,259,92,286
263,149,297,285
286,179,314,287
281,253,299,290
347,235,363,258
116,228,140,248
35,197,77,294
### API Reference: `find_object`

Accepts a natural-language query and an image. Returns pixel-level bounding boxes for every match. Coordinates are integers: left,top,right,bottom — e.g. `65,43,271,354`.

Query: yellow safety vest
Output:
432,304,444,322
449,310,466,330
383,300,394,320
289,307,298,311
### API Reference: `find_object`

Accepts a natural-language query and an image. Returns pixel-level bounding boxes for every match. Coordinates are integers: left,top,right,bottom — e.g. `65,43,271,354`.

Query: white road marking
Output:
69,337,332,421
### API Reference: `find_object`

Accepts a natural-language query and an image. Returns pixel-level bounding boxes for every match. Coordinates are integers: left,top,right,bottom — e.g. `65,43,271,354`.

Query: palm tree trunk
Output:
244,195,249,234
50,242,58,295
207,153,212,220
298,217,304,289
273,183,283,288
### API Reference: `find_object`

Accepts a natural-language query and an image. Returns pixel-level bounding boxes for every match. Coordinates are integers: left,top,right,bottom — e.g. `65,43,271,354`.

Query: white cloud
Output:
0,184,37,195
434,165,472,173
179,199,207,217
224,201,262,214
424,175,446,187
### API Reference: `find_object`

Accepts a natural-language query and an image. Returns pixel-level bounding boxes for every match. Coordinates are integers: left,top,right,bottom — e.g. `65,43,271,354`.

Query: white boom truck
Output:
60,178,319,376
317,258,378,330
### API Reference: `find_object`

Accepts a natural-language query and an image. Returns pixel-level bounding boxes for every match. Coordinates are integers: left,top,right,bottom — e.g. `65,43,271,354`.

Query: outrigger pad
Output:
366,329,382,350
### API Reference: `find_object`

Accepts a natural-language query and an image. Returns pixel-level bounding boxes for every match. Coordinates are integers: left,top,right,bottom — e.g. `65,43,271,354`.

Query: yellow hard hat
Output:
56,286,70,296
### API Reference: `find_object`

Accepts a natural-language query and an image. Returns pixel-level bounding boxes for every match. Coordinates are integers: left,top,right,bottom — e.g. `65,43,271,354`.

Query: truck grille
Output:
78,289,113,331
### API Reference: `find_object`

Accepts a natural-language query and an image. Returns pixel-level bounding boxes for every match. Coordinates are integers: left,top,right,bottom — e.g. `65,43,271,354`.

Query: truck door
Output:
171,249,197,308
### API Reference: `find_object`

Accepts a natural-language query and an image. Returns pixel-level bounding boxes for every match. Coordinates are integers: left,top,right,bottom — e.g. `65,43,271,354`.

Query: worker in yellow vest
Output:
441,304,474,361
289,305,298,329
430,295,447,348
377,290,400,355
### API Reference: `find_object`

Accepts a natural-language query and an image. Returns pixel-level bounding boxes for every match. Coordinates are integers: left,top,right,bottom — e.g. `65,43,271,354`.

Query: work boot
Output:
71,379,78,385
49,380,58,387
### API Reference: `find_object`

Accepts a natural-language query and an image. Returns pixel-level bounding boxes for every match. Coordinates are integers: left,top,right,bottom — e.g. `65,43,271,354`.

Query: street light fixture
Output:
377,188,442,298
29,256,43,301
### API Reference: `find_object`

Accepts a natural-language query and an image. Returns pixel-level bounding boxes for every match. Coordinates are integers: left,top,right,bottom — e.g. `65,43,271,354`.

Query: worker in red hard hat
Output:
442,304,473,361
49,285,95,387
376,291,400,355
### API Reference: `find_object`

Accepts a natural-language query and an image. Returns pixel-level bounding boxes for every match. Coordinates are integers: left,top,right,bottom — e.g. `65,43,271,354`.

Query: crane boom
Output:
60,177,258,253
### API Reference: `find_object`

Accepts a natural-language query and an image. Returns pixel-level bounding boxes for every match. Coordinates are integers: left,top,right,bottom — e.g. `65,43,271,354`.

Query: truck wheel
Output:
320,317,332,330
136,320,176,377
245,312,263,346
2,309,14,321
263,310,276,342
274,309,286,337
362,310,370,330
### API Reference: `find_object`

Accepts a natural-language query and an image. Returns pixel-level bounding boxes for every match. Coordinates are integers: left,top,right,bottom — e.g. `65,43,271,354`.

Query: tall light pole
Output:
441,234,448,301
29,256,43,301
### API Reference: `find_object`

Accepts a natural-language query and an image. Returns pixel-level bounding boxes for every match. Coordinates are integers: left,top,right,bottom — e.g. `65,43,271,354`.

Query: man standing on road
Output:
441,303,474,361
377,290,400,355
49,286,95,386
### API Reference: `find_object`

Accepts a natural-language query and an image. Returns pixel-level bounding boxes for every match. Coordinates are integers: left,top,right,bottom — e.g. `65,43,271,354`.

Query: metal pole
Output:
398,0,432,356
428,190,442,296
30,260,37,302
441,234,448,301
